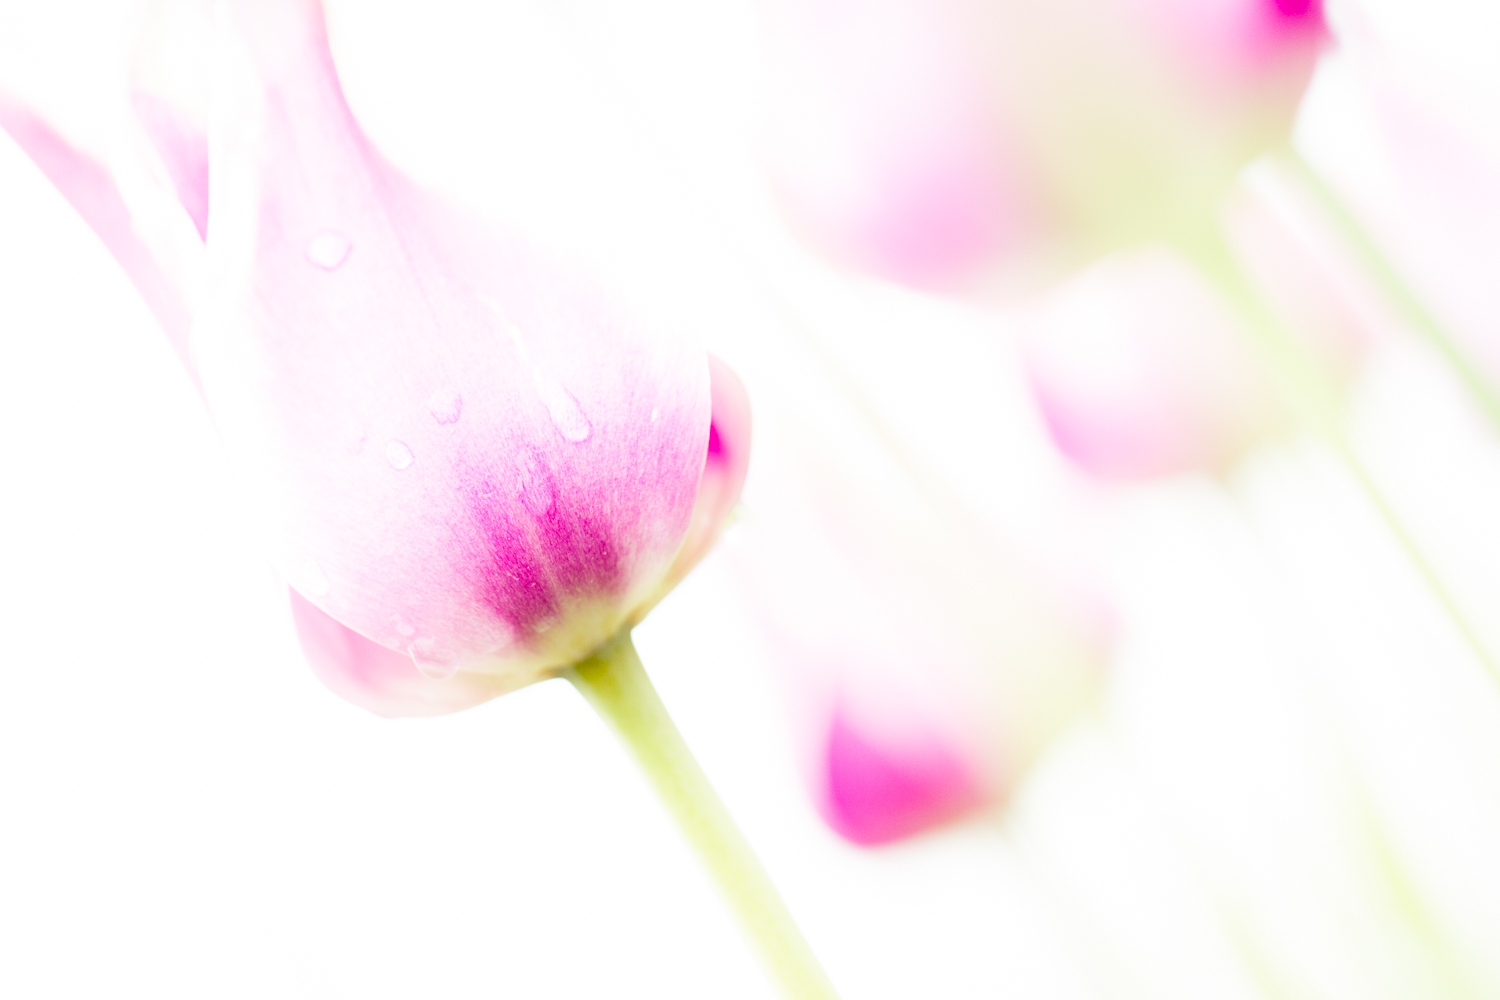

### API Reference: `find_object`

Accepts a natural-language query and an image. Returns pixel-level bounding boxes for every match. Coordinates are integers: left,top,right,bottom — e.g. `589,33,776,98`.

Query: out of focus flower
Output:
1295,11,1500,391
756,0,1326,296
1019,247,1277,481
725,320,1110,845
1019,218,1367,481
2,0,749,716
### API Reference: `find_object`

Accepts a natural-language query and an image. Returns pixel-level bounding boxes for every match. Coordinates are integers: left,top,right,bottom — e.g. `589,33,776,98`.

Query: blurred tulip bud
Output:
725,324,1111,845
1018,183,1369,483
756,0,1326,294
1019,247,1276,480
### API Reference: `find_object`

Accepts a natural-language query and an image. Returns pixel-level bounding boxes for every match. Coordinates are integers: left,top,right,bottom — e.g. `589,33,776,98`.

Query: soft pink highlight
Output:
1021,247,1275,480
821,701,985,846
759,0,1027,291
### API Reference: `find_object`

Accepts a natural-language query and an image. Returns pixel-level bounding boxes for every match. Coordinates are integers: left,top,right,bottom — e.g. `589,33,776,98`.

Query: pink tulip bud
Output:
756,0,1326,294
1018,186,1372,481
1019,247,1276,480
2,0,749,716
726,333,1110,845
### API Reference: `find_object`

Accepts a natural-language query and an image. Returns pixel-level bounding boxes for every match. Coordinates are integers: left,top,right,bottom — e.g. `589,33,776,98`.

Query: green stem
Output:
567,631,841,1000
1181,223,1500,688
1275,146,1500,432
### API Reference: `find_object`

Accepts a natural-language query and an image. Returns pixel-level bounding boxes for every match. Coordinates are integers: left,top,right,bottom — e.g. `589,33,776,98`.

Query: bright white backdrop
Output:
5,1,1500,998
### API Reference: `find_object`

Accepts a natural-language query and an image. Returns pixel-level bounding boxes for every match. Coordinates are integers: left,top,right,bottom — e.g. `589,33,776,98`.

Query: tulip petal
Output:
132,91,208,242
1020,248,1274,480
288,588,508,718
0,97,196,374
650,354,752,606
727,320,1109,841
820,698,986,846
757,0,1325,294
201,0,711,695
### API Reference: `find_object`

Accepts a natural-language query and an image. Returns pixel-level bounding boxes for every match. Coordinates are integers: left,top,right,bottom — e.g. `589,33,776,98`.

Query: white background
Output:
5,0,1500,997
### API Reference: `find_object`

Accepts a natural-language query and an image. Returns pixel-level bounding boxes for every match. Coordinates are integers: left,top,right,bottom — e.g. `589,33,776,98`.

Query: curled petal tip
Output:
655,355,753,596
288,589,508,718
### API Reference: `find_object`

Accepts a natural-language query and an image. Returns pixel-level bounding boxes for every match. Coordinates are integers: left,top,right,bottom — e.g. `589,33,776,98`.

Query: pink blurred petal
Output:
288,588,507,718
758,0,1029,291
757,0,1326,294
0,96,197,377
1020,247,1277,481
132,91,208,242
820,700,984,846
653,354,752,602
728,330,1110,842
192,0,714,707
1308,41,1500,385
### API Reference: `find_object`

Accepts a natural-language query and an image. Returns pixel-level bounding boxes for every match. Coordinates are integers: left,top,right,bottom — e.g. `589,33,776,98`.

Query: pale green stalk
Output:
1275,146,1500,432
1180,224,1500,687
567,631,841,1000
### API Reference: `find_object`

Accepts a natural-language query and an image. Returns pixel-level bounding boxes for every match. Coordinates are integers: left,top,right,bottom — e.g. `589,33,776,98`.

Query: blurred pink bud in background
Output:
2,0,749,717
726,331,1111,845
1019,247,1277,481
756,0,1326,295
1019,213,1366,481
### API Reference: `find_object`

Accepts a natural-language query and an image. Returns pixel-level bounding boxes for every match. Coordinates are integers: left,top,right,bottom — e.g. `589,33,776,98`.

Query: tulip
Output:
1019,224,1367,481
3,0,748,715
755,0,1327,296
1019,246,1276,481
3,5,848,995
723,317,1111,845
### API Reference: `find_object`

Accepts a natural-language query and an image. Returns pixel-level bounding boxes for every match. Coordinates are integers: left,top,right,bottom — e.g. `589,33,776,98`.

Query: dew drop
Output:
409,639,460,681
395,619,416,638
305,230,352,270
650,407,660,423
385,441,414,469
428,389,464,425
534,371,591,442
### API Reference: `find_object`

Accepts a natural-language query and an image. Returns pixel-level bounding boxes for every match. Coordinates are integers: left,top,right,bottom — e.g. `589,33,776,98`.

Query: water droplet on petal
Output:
428,389,464,425
409,639,460,681
385,441,414,469
650,407,660,423
395,619,415,638
306,230,352,270
534,370,591,442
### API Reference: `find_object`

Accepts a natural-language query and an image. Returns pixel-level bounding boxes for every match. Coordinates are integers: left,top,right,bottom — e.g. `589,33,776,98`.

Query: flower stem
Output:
1180,222,1500,688
567,630,841,1000
1275,145,1500,432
